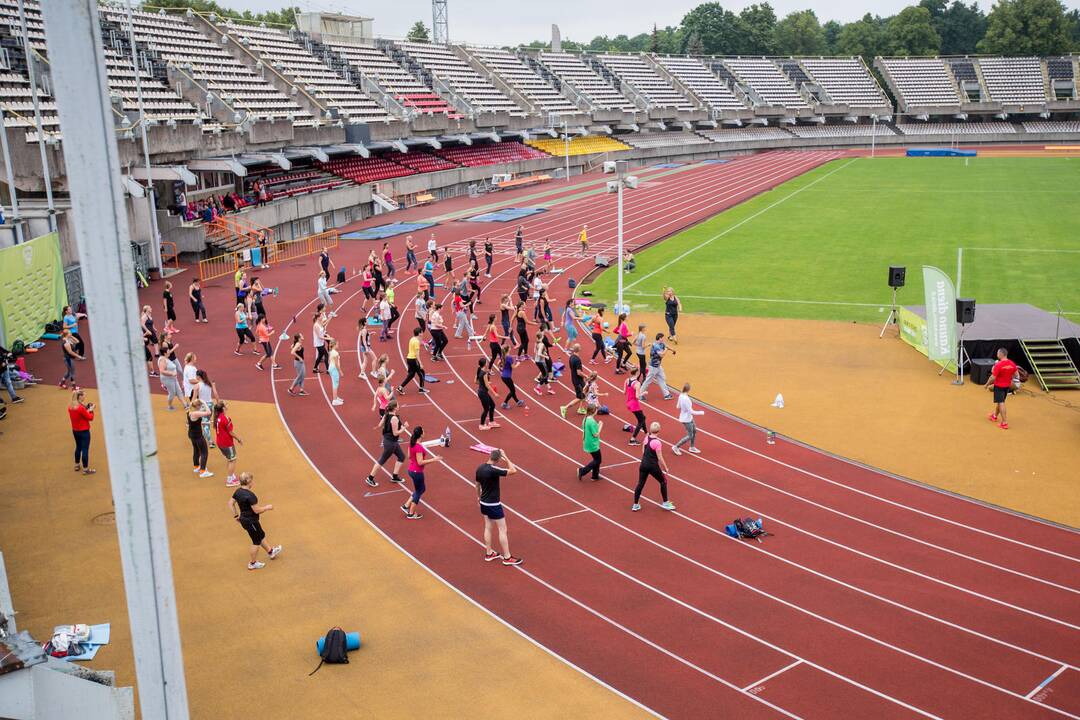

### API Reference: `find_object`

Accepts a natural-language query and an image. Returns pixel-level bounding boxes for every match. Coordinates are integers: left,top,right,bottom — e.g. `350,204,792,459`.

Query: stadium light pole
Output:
870,114,878,159
40,2,190,719
615,159,628,314
562,119,570,182
125,0,164,273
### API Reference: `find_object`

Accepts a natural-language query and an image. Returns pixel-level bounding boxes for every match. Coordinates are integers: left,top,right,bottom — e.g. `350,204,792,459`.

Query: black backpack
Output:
733,518,769,542
336,267,346,284
309,627,349,675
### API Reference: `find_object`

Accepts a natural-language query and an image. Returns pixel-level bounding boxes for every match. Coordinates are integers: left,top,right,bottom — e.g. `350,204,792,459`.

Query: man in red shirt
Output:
985,347,1018,430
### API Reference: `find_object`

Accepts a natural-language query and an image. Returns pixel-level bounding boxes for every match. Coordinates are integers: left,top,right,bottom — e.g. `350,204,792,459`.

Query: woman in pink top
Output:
382,242,396,279
613,312,631,374
624,366,647,445
372,376,393,417
401,426,442,519
361,267,375,312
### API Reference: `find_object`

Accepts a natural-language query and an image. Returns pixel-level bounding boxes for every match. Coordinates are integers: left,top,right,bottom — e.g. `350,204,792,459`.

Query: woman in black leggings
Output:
625,367,647,445
477,358,499,430
514,303,531,358
187,398,213,478
632,422,675,512
589,307,607,363
498,343,525,409
663,288,682,344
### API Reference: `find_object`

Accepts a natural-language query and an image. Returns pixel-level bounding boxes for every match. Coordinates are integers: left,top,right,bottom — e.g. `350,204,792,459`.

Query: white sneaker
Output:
225,476,240,487
688,447,701,455
268,545,283,559
248,561,265,570
332,398,344,406
672,446,682,456
358,372,367,379
199,470,214,478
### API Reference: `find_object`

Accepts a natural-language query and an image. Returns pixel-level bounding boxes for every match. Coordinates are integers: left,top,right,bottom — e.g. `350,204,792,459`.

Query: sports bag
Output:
309,627,349,675
726,517,769,542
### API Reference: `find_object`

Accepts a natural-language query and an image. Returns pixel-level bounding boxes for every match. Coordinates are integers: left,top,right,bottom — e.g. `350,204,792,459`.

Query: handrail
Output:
164,61,246,125
198,229,338,281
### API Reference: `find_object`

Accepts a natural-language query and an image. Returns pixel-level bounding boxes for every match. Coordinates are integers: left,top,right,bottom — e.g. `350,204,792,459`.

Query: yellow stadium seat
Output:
526,136,631,157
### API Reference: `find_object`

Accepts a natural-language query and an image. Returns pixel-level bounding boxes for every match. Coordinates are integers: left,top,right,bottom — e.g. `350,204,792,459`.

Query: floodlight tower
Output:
432,0,448,44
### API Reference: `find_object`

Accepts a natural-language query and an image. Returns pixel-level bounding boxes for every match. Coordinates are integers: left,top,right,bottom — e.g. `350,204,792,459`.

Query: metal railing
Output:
198,230,338,281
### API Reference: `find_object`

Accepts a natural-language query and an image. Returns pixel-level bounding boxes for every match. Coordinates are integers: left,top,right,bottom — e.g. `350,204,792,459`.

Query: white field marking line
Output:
552,357,1080,616
964,247,1080,253
484,339,1080,670
1026,665,1069,700
299,313,799,720
625,157,856,291
957,247,964,297
392,334,947,720
266,316,666,720
535,508,591,524
742,660,803,692
428,349,1080,717
622,291,882,308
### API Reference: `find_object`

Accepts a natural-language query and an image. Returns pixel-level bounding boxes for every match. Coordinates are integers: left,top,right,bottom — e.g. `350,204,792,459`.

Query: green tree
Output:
406,21,430,42
1068,9,1080,49
681,3,743,54
773,9,826,55
655,25,683,54
836,13,885,61
886,6,941,55
685,30,706,56
150,0,299,27
650,24,660,53
822,19,843,54
935,2,988,54
739,3,778,54
978,0,1072,54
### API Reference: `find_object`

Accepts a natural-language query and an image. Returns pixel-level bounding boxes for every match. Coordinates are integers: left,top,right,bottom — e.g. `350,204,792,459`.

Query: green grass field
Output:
589,157,1080,322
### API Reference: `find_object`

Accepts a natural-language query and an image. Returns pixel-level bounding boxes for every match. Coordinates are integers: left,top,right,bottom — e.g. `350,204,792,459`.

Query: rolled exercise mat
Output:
316,631,361,654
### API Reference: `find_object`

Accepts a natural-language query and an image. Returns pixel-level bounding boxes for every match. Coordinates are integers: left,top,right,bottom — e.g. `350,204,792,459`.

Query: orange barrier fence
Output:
160,241,180,272
198,230,339,282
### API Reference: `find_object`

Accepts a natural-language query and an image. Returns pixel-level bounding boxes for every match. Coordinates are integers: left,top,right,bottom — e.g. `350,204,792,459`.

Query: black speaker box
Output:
957,298,976,325
888,265,906,288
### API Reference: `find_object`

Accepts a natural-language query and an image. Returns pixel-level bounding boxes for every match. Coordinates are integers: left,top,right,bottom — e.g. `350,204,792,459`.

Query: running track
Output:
146,151,1080,718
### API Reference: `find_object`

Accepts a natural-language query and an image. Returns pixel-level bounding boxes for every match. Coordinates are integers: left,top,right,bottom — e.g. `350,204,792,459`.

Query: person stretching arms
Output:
672,383,704,455
401,426,443,520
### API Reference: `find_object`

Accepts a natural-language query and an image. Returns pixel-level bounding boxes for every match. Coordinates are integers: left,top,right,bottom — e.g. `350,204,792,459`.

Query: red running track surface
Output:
62,151,1078,719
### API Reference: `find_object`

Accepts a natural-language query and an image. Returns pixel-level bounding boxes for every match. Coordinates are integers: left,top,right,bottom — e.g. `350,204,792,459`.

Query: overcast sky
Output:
224,0,1079,45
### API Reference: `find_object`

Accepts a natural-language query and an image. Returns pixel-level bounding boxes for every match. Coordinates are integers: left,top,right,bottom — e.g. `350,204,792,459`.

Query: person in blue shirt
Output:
638,333,676,401
62,305,86,356
422,259,435,297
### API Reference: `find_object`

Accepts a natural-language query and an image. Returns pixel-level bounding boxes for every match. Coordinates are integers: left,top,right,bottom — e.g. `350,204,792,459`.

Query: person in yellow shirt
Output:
578,224,589,256
397,327,428,395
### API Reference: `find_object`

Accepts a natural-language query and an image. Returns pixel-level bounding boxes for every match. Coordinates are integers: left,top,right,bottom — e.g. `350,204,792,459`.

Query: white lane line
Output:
535,508,591,524
742,660,803,692
622,291,882,308
625,158,856,291
1026,664,1069,699
604,459,639,469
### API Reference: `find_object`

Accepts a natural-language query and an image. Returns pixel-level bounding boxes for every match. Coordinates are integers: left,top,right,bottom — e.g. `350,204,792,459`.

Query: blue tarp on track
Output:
653,163,684,168
464,207,547,223
906,148,977,157
343,221,437,240
700,159,730,164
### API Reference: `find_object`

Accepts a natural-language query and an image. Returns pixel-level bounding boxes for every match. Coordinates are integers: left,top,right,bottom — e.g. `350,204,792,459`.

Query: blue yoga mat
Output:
316,631,361,654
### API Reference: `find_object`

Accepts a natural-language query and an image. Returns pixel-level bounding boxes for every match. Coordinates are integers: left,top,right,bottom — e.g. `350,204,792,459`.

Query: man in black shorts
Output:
228,472,282,570
476,449,522,566
560,343,586,418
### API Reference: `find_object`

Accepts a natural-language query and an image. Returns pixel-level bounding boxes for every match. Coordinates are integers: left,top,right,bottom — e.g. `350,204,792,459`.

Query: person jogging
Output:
672,383,705,455
633,323,648,378
499,345,525,409
986,347,1018,430
188,278,208,322
632,422,676,512
228,473,282,570
365,400,409,487
68,389,96,474
187,398,214,478
402,426,442,520
560,343,587,418
476,448,523,566
287,333,307,397
576,405,603,481
213,400,243,486
639,332,675,401
625,367,647,445
477,357,500,430
663,288,682,344
397,327,428,395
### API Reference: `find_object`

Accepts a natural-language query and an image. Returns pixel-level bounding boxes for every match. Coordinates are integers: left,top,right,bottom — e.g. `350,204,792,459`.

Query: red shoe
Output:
502,555,523,566
999,423,1009,430
988,413,998,422
484,550,500,562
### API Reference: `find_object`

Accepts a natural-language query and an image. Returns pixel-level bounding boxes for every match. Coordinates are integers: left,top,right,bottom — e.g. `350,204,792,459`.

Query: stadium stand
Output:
1046,58,1075,83
393,151,459,173
220,21,394,123
465,46,579,116
799,58,889,108
0,72,61,141
434,141,547,167
619,131,712,149
698,126,794,143
526,135,631,156
535,52,637,112
389,41,524,115
877,58,961,108
248,167,351,197
653,55,746,111
318,155,416,183
591,53,696,110
722,57,810,109
788,123,895,138
1022,120,1080,133
102,47,203,124
322,41,461,119
895,121,1017,135
0,0,44,52
97,6,315,125
977,57,1048,105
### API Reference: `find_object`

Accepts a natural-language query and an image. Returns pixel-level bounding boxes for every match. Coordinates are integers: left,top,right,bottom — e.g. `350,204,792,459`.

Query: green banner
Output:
922,265,957,364
0,232,66,347
898,306,928,355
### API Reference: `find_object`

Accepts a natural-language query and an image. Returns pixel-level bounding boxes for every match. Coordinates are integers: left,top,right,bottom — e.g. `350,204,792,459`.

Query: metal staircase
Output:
1020,339,1080,391
205,216,273,252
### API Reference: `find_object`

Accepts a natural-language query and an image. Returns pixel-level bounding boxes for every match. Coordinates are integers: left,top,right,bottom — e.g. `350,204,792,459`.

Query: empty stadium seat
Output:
526,135,630,156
